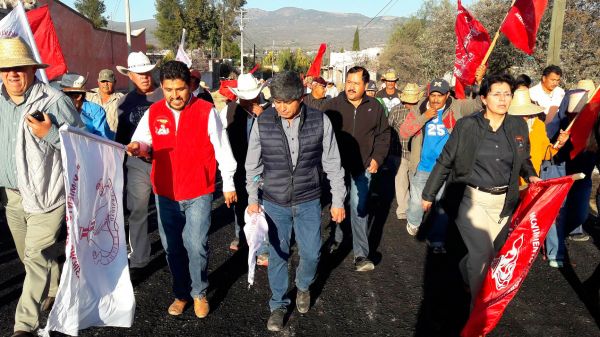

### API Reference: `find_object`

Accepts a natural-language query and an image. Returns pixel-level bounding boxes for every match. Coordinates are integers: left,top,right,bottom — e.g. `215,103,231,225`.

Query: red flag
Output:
306,43,326,78
454,75,466,99
454,0,491,86
26,5,67,80
499,0,548,55
569,89,600,159
219,79,237,102
248,63,260,74
461,176,576,337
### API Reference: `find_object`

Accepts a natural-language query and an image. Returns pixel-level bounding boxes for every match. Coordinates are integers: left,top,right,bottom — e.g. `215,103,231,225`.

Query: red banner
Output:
26,5,67,80
569,89,600,159
306,43,326,78
461,176,576,337
454,0,491,86
499,0,548,55
219,79,237,102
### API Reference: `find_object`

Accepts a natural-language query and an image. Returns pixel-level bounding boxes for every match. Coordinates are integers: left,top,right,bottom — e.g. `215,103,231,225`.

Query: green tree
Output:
154,0,184,50
182,0,217,50
216,0,247,58
74,0,107,28
277,49,294,71
352,26,360,51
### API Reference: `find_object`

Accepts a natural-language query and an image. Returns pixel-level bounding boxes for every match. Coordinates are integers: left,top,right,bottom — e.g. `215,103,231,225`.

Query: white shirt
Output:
131,101,237,192
529,82,565,115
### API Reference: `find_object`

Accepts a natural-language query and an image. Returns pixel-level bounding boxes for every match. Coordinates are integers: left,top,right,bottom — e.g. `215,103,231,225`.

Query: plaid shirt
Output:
388,104,411,159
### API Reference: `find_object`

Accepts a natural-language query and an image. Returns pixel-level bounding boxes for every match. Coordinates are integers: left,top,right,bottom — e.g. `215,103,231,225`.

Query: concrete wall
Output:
41,0,146,90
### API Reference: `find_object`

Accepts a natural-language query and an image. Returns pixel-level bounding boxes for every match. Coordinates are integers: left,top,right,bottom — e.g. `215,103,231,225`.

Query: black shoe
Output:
296,290,310,314
355,257,375,272
11,331,35,337
267,308,286,332
328,241,341,254
41,296,55,312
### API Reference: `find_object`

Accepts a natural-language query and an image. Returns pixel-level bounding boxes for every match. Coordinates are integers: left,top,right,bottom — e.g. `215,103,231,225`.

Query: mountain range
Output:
107,7,406,51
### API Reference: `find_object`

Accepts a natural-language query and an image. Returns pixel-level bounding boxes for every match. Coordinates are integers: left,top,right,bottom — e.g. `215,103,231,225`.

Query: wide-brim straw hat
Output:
401,83,423,104
0,36,48,70
383,70,398,82
229,73,265,100
576,79,596,100
508,89,545,116
116,52,156,75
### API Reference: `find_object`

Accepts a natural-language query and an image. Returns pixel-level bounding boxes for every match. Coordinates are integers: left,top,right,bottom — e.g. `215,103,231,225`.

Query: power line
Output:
363,0,395,29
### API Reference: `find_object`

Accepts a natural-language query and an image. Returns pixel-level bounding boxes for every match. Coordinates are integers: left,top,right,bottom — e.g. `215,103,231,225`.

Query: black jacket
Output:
323,92,390,175
422,111,537,218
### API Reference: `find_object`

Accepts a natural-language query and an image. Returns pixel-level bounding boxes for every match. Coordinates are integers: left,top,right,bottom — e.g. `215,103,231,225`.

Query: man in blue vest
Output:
245,71,346,331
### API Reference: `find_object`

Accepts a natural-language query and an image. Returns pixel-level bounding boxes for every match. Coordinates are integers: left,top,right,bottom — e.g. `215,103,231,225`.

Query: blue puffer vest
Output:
258,105,323,207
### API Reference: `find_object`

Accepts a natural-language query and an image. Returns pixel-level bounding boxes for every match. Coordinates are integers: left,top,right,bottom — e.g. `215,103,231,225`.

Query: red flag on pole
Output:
569,89,600,159
454,0,491,87
26,5,67,80
454,75,466,99
499,0,548,55
461,175,577,337
306,43,326,78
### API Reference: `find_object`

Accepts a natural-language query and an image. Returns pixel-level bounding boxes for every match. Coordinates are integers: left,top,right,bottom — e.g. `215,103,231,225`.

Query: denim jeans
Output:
264,199,321,311
407,170,448,245
334,170,371,259
156,193,212,299
546,177,592,261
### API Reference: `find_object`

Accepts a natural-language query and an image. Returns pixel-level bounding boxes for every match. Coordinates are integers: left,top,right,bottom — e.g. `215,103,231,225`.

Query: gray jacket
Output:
15,82,82,213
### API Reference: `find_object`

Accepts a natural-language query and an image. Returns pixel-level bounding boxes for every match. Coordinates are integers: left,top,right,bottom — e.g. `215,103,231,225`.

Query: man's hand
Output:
247,203,262,214
424,106,438,120
553,129,570,149
25,112,52,139
422,200,432,212
126,142,142,157
223,191,238,208
331,207,345,223
475,64,487,85
529,176,542,184
367,159,379,174
251,104,265,117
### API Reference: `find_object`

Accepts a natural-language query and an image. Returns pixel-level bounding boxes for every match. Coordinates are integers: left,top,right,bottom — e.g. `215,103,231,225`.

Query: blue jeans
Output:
546,177,592,261
156,194,212,299
334,171,371,259
407,170,448,245
264,199,321,311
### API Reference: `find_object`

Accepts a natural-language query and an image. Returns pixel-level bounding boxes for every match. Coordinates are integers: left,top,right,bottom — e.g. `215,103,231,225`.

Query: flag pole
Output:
17,0,49,83
480,0,517,65
553,86,600,148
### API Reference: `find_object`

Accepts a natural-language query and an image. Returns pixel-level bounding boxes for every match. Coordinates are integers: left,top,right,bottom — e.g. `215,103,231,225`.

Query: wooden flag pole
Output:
553,86,600,148
480,0,517,66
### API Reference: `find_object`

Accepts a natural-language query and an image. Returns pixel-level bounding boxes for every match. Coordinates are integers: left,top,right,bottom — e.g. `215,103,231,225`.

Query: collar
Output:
1,80,37,106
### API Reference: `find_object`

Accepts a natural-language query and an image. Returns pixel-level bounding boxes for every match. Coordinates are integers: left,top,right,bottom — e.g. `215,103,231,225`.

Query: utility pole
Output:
272,40,275,75
238,8,246,74
124,0,131,55
220,5,224,59
253,44,256,68
547,0,567,66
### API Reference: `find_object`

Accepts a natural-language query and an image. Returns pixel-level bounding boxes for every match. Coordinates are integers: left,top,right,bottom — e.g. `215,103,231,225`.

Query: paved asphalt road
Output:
1,169,599,337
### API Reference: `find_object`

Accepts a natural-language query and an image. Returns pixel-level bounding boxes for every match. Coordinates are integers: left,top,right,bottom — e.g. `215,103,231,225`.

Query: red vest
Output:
149,97,216,201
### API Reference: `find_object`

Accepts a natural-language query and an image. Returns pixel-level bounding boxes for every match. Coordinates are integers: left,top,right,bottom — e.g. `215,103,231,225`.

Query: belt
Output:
467,183,508,195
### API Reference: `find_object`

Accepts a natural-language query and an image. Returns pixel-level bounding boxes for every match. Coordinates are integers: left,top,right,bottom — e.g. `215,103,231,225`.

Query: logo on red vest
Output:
154,117,171,136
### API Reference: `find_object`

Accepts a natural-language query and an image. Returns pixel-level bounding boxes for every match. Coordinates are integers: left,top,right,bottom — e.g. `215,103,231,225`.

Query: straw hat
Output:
116,52,156,75
401,83,423,104
60,73,88,93
229,73,265,100
382,70,398,82
576,79,596,100
567,80,596,112
508,89,544,116
0,36,48,70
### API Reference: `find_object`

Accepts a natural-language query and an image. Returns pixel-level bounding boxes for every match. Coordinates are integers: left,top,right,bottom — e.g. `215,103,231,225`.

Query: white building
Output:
325,47,382,87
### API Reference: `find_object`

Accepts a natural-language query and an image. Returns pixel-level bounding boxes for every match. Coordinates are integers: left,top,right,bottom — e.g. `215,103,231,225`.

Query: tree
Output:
154,0,184,50
182,0,217,50
215,0,247,58
74,0,107,28
352,26,360,51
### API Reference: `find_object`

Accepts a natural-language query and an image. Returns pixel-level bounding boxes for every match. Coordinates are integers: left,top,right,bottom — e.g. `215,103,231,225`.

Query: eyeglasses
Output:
489,92,513,99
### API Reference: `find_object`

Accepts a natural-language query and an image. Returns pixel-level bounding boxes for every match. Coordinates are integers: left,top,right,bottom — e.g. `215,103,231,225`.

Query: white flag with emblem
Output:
42,126,135,336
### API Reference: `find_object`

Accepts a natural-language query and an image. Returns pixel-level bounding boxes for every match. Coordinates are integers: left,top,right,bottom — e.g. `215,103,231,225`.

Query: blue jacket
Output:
81,100,114,139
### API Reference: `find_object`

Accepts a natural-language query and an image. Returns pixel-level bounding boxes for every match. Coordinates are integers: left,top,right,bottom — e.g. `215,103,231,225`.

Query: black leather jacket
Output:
422,111,537,218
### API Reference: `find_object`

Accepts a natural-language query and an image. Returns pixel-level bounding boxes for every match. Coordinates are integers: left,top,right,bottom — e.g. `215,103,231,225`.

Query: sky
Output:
59,0,476,23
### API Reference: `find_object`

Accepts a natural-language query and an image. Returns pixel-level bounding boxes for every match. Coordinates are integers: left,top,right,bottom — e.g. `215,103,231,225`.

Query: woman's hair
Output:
479,73,515,97
270,71,304,101
515,74,531,88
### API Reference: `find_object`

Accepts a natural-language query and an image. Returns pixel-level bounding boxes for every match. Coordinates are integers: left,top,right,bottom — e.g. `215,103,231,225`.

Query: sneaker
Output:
167,298,188,316
568,233,590,242
267,308,286,331
548,260,564,268
355,257,375,272
257,253,269,267
296,290,310,314
406,223,419,236
193,296,210,318
229,238,240,251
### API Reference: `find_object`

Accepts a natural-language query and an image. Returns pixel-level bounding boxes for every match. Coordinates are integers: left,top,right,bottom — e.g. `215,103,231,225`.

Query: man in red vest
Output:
125,61,238,319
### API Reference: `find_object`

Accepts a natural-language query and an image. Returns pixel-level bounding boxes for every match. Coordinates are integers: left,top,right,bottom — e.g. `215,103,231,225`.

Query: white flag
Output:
175,28,192,68
0,1,49,82
243,206,269,286
43,126,134,336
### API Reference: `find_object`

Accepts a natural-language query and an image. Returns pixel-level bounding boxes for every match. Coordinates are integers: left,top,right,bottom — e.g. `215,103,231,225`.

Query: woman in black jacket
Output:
421,73,541,301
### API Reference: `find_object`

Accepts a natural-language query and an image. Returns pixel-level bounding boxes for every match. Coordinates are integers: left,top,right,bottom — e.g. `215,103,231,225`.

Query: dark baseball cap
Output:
366,80,378,91
312,76,327,87
428,78,450,95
